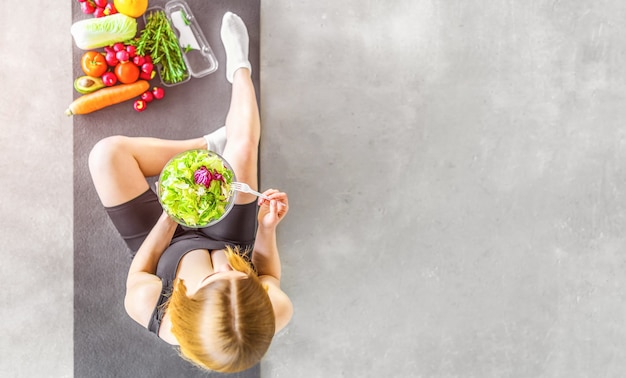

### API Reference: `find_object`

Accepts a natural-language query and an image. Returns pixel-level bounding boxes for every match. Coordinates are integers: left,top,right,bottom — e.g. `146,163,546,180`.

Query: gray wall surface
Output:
3,0,626,377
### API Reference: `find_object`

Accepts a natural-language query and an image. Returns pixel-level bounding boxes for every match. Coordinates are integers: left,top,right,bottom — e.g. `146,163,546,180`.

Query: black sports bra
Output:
147,235,228,336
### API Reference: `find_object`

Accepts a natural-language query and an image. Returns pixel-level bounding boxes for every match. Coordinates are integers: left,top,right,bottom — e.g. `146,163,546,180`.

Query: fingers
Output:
258,189,289,214
267,190,289,208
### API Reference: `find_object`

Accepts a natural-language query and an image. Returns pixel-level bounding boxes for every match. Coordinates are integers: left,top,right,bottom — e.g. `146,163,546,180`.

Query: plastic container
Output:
158,149,236,228
144,0,218,87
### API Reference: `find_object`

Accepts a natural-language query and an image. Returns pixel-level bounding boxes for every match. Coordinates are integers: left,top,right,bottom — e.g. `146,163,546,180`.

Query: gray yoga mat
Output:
72,1,261,376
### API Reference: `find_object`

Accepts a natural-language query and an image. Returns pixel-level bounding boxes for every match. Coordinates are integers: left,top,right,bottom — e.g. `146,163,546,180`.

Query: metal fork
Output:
231,182,286,206
231,181,271,200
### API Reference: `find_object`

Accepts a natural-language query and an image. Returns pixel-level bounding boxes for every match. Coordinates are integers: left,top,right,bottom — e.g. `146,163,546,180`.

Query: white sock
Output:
221,12,252,83
203,126,227,155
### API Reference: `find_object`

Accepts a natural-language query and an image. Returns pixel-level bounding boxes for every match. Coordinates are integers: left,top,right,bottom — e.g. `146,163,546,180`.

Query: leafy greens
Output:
159,150,234,227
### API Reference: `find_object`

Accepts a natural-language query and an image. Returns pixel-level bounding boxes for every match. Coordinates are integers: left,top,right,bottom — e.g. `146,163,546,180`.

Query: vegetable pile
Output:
69,3,168,115
68,0,209,114
67,41,166,115
159,150,234,227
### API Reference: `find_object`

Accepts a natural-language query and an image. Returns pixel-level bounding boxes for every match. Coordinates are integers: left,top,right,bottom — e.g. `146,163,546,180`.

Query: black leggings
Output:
104,189,258,256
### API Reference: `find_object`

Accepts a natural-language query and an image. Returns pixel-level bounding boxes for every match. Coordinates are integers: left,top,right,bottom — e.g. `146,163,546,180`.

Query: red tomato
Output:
81,51,107,77
114,62,140,84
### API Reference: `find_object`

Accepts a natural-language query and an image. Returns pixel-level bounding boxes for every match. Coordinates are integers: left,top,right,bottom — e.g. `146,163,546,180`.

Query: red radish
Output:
139,71,156,80
81,1,96,14
78,0,87,3
133,99,148,112
94,7,106,17
104,45,115,54
113,43,125,52
141,62,154,74
94,0,107,7
116,50,130,62
104,3,117,15
126,45,137,58
105,51,119,66
133,56,146,66
152,87,165,100
101,72,117,86
143,55,152,64
141,91,154,102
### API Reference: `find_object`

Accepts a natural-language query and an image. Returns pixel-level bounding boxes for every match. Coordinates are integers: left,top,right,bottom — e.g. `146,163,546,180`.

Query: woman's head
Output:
167,247,276,373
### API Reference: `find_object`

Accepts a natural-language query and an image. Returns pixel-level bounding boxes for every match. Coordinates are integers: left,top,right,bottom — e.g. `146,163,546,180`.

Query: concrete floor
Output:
4,0,626,377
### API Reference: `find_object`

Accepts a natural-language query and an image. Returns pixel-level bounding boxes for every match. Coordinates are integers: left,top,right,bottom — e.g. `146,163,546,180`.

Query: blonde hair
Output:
166,246,275,373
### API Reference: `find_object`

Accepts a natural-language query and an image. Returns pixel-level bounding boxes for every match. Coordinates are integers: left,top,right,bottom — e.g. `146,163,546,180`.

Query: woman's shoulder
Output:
259,275,294,334
124,273,164,329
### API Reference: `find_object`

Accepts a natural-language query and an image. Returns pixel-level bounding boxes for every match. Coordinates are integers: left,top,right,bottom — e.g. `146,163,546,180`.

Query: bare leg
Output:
89,136,206,207
222,68,260,205
220,12,259,205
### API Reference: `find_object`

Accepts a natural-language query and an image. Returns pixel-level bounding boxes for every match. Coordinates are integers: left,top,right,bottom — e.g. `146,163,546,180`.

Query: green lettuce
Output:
159,150,234,227
71,13,137,50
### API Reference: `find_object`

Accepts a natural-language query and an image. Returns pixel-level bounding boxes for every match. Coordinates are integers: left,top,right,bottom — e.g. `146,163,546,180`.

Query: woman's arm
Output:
252,190,288,279
260,275,293,333
124,211,178,327
252,223,282,279
127,211,178,277
252,190,293,332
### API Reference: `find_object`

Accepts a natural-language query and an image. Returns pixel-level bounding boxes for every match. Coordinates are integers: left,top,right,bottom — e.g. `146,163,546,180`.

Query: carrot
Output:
65,80,150,116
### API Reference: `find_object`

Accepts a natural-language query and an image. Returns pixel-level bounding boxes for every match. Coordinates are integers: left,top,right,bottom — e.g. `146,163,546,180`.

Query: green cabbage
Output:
158,150,234,227
71,13,137,50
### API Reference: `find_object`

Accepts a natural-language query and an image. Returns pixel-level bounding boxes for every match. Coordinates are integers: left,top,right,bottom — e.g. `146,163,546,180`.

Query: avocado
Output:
74,75,105,94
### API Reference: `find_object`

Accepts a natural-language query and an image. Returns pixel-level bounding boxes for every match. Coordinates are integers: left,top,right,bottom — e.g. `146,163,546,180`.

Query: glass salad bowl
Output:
158,149,236,228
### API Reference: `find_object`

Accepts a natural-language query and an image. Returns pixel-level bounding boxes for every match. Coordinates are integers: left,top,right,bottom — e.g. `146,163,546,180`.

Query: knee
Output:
224,138,258,156
88,135,127,173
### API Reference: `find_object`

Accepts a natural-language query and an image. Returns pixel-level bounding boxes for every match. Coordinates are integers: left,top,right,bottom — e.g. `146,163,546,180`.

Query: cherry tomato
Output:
114,62,140,84
81,51,107,77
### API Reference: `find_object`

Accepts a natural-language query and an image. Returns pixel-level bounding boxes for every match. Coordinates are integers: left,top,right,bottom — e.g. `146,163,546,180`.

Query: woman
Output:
88,12,293,373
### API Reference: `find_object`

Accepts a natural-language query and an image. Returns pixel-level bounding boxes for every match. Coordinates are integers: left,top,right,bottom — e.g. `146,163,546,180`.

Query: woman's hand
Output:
257,189,289,229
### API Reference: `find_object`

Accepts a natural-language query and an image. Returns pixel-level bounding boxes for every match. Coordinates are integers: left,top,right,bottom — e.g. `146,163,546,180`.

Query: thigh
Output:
89,136,151,208
199,202,258,247
222,139,259,205
105,189,182,255
89,135,206,207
